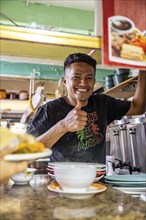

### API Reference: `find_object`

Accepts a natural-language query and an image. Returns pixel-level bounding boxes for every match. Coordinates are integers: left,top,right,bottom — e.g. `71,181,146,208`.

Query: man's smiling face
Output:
63,62,95,106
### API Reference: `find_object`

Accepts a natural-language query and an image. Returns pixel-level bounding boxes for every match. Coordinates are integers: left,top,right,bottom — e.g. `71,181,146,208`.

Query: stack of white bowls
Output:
47,162,106,185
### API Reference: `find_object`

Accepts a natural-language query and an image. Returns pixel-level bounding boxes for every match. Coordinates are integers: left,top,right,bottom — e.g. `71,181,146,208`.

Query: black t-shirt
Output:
27,94,131,163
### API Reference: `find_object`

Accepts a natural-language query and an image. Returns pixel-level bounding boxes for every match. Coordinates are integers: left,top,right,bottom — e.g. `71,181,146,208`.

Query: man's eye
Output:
73,76,80,80
87,76,94,80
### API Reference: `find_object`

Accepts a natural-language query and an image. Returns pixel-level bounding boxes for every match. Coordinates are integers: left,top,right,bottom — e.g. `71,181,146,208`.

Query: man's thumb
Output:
75,99,82,110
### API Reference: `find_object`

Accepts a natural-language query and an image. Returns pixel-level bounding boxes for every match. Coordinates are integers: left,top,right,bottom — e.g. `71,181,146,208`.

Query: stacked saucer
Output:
104,174,146,197
47,182,107,199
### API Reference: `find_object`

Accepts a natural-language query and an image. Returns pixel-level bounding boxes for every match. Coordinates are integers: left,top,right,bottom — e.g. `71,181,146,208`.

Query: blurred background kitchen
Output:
0,0,146,174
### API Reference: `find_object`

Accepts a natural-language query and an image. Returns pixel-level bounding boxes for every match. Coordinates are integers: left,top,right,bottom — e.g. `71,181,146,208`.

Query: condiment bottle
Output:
9,92,16,100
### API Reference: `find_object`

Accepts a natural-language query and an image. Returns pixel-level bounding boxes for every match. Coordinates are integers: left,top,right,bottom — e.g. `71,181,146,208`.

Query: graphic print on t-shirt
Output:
76,111,103,151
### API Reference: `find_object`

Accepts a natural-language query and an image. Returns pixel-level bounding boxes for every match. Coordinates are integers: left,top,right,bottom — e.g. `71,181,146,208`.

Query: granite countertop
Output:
0,175,146,220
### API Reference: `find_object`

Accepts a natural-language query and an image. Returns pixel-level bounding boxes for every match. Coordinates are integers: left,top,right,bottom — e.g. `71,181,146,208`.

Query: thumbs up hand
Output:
63,99,87,132
75,99,82,110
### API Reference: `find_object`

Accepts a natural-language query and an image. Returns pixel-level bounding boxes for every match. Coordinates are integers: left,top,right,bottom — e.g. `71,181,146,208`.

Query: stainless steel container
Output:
110,128,121,159
119,124,130,163
110,115,146,172
127,125,140,167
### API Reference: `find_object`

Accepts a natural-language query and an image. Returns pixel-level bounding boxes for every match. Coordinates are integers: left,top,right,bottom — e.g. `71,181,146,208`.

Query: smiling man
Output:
27,53,146,163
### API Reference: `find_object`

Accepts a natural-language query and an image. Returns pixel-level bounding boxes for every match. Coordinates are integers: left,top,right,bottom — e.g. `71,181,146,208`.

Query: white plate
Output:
4,149,52,161
105,180,146,187
48,162,106,169
48,172,55,179
114,186,146,195
35,158,51,162
96,167,106,172
104,174,146,182
94,175,104,182
47,182,106,199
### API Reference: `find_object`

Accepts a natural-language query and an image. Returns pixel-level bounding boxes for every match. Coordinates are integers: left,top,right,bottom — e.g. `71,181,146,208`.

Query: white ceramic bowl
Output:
10,122,27,134
53,162,97,192
11,168,37,185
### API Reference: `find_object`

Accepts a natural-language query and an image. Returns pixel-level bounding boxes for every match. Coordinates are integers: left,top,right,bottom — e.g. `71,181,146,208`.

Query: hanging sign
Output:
102,0,146,68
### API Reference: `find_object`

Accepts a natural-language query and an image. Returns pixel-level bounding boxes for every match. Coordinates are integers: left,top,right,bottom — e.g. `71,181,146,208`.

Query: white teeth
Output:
77,89,88,92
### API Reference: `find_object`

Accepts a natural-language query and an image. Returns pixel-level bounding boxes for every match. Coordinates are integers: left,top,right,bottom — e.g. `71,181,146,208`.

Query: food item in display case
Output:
0,127,45,154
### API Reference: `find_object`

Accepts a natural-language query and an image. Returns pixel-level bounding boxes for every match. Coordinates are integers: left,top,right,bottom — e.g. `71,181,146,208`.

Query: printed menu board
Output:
108,16,146,66
102,0,146,68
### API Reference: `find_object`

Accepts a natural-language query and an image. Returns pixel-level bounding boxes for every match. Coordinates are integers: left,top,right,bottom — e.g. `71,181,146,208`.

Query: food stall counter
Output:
0,175,145,220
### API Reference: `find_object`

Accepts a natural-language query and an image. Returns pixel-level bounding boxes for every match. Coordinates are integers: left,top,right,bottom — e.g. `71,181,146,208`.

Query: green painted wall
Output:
0,61,114,83
0,1,114,81
0,0,94,35
0,61,63,80
96,69,114,82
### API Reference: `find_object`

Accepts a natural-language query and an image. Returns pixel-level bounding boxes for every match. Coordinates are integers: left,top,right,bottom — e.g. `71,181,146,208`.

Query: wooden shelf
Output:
0,25,101,63
103,76,138,99
0,99,29,113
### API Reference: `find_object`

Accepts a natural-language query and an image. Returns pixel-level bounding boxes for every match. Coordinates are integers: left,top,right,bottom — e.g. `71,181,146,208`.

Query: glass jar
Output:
0,89,6,99
19,91,28,100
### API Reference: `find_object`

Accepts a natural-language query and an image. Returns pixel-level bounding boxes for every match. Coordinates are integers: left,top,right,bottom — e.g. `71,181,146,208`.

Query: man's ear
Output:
62,76,66,86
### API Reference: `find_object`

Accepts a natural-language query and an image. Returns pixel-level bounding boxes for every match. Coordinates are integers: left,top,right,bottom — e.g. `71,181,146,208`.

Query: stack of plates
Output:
104,174,146,197
47,162,106,183
93,163,106,182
